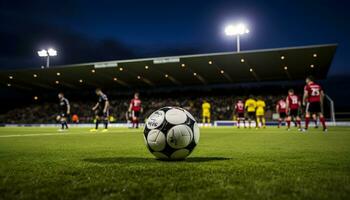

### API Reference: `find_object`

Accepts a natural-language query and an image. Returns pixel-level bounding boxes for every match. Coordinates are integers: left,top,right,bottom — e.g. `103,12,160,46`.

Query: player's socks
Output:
64,121,68,129
95,120,100,129
136,119,139,128
305,117,310,129
262,118,266,128
319,117,327,129
61,123,64,130
278,119,281,128
256,118,260,128
287,120,291,129
297,119,301,128
104,121,108,129
314,119,318,128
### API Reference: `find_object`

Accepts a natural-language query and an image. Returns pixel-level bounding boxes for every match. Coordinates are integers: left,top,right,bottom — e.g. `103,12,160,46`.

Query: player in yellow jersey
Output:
202,100,211,127
256,97,266,128
245,96,257,128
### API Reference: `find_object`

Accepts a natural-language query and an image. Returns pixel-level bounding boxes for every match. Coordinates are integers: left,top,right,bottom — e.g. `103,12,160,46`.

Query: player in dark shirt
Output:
286,89,302,130
91,88,110,132
58,92,70,131
303,76,327,131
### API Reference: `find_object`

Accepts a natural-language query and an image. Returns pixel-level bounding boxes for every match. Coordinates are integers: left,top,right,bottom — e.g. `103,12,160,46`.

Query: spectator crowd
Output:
0,94,284,124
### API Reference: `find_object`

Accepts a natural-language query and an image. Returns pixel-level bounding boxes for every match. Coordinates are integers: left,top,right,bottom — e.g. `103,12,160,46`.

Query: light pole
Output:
225,24,249,52
37,48,57,68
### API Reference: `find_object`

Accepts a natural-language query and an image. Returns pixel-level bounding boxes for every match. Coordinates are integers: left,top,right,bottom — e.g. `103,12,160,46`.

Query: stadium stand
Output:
0,44,337,125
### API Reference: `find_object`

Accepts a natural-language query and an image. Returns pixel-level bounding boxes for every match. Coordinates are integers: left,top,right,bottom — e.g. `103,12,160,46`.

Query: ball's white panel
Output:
147,129,166,151
165,108,187,125
183,109,196,121
193,122,200,144
152,152,169,160
167,125,193,149
170,149,190,160
146,110,165,129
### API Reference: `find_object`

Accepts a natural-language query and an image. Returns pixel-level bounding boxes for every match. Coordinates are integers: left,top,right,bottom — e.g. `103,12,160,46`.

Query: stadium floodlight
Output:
225,23,249,52
37,48,57,68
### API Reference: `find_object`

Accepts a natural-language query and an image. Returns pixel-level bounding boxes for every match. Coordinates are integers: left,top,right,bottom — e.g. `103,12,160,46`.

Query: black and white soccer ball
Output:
143,107,200,160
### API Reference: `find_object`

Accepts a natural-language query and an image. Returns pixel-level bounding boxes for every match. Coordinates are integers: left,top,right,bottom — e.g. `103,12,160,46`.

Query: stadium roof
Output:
0,44,337,90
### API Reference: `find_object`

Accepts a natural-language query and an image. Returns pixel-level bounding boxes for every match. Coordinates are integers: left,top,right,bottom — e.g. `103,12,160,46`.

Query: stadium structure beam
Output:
114,79,130,87
140,77,155,86
167,75,182,85
195,73,207,84
211,61,233,82
59,82,79,89
284,69,292,80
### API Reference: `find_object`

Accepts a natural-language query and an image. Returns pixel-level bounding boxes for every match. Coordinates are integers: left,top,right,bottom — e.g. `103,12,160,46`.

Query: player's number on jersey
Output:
291,97,298,104
311,88,320,96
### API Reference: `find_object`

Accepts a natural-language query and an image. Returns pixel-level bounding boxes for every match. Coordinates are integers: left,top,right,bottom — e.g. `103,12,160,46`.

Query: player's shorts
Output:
306,102,321,113
202,112,210,118
132,110,140,118
247,112,255,119
256,111,265,117
60,112,69,118
289,109,299,118
279,112,287,119
96,109,109,118
236,113,244,119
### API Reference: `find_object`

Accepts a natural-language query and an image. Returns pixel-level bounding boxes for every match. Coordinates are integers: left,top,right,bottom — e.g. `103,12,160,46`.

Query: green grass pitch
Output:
0,126,349,200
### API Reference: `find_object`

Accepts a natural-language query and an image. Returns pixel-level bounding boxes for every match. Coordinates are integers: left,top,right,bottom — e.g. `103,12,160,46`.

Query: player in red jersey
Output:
234,99,246,128
286,89,302,130
276,97,287,128
303,76,327,131
129,92,142,128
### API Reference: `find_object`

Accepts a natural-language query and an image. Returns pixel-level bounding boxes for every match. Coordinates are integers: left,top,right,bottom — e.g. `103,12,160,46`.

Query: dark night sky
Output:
0,0,349,76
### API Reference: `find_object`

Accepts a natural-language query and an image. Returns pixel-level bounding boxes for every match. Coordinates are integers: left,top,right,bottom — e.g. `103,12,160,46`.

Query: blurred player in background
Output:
72,114,79,124
129,92,142,128
57,92,70,132
234,99,246,128
303,76,327,131
125,110,133,128
286,89,302,130
202,100,211,127
256,97,266,128
276,97,287,128
91,88,109,132
245,96,257,128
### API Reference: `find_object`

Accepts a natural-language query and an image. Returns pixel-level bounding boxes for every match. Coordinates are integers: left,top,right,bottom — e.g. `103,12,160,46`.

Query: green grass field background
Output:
0,127,349,199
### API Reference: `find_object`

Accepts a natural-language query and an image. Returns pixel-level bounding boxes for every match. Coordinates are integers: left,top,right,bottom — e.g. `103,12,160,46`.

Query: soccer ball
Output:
143,107,200,160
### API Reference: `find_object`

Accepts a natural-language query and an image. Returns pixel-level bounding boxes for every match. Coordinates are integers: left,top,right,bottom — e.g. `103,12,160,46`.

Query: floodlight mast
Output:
225,24,249,52
37,48,57,68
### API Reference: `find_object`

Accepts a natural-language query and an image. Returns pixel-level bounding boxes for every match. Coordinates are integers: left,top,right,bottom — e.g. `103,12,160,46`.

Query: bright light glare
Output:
225,23,249,36
47,48,57,56
37,50,48,57
38,48,57,57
